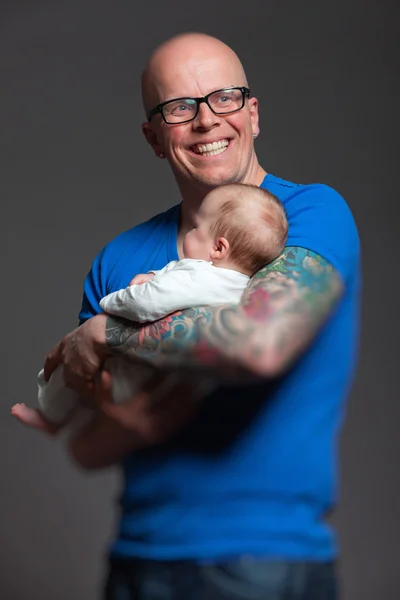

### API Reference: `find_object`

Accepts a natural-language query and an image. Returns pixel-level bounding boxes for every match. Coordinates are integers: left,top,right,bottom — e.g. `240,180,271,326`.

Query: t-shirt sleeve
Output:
285,184,360,285
77,205,181,325
78,246,110,324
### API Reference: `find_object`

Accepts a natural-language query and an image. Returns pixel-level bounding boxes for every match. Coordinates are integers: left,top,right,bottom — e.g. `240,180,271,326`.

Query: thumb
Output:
43,343,62,381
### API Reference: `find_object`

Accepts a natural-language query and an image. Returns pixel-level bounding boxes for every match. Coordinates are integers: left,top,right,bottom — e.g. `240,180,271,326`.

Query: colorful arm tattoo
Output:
105,247,343,378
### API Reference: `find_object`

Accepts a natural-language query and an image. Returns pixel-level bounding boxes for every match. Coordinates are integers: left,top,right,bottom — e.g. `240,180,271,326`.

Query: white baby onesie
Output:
100,259,250,322
37,259,250,428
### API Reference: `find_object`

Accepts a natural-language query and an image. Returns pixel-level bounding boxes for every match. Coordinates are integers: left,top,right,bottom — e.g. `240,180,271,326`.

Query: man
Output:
45,32,360,599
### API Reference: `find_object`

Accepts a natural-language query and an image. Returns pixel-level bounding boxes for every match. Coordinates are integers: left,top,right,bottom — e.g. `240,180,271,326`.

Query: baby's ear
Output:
210,237,230,260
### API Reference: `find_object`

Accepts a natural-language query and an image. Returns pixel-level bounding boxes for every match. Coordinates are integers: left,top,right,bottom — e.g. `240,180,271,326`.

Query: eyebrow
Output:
162,85,240,102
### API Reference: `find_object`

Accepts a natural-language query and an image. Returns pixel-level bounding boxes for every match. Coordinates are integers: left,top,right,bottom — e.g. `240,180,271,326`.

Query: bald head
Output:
141,33,248,117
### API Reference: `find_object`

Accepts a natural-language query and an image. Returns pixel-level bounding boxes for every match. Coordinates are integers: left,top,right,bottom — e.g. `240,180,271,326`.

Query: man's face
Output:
142,50,260,191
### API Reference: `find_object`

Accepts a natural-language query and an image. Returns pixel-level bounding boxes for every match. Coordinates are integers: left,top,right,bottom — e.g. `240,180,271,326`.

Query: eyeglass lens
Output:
162,88,245,123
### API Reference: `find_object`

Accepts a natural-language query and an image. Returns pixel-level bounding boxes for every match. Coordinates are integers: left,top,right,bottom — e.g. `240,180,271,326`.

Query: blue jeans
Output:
104,557,338,600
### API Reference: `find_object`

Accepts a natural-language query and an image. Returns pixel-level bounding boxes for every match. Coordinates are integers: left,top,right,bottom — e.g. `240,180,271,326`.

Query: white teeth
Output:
202,147,226,157
193,139,229,155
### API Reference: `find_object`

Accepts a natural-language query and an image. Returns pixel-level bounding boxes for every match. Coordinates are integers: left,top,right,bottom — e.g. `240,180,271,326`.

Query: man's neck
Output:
176,164,268,258
176,198,203,259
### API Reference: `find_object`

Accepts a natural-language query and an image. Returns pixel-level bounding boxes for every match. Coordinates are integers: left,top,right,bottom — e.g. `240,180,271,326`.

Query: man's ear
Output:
210,237,230,260
248,96,260,139
142,122,165,158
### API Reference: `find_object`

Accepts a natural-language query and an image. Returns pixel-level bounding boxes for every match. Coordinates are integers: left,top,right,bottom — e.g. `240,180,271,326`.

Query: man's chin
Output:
192,169,239,190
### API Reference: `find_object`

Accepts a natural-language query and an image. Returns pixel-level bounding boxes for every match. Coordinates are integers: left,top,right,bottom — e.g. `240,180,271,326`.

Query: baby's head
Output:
183,183,288,276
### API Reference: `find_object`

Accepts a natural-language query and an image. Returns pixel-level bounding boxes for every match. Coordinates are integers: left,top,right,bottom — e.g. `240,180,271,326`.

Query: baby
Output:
11,183,288,435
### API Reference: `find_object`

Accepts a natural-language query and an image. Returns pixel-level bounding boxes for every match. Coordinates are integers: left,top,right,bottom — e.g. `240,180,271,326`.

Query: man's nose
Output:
193,102,221,129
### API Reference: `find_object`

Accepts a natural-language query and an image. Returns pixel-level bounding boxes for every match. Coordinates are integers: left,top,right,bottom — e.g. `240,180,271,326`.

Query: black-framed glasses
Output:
147,86,251,124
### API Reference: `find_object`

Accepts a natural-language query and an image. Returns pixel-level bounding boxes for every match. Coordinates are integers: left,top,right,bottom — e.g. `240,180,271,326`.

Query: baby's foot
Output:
11,403,58,435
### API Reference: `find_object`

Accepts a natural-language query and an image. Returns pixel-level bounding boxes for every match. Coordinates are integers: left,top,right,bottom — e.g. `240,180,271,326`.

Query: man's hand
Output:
68,369,202,470
96,369,200,448
44,313,111,396
129,273,155,285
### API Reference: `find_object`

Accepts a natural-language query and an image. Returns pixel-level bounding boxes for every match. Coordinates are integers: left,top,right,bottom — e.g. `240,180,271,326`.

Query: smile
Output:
191,139,230,157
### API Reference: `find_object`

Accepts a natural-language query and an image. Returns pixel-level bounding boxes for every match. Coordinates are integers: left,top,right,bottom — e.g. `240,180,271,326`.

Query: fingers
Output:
85,380,95,396
97,370,200,446
79,380,95,404
129,275,144,285
44,319,107,392
101,372,162,424
133,379,200,440
129,274,153,286
138,384,200,442
62,369,95,397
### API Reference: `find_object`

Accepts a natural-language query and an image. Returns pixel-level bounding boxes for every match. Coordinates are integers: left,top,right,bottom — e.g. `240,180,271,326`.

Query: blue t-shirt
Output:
79,173,360,562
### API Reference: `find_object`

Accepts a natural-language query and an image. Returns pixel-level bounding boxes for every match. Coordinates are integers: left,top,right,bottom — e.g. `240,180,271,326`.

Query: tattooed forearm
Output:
105,306,241,372
105,247,343,378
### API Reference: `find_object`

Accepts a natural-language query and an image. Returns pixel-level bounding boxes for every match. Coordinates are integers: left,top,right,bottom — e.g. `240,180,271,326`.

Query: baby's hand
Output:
129,273,155,286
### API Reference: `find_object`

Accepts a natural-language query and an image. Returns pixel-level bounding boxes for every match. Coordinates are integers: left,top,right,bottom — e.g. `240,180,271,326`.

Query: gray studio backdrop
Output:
2,1,399,599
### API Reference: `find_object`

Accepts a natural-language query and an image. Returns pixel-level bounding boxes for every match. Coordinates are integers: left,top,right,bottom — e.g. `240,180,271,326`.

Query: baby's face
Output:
182,190,223,260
